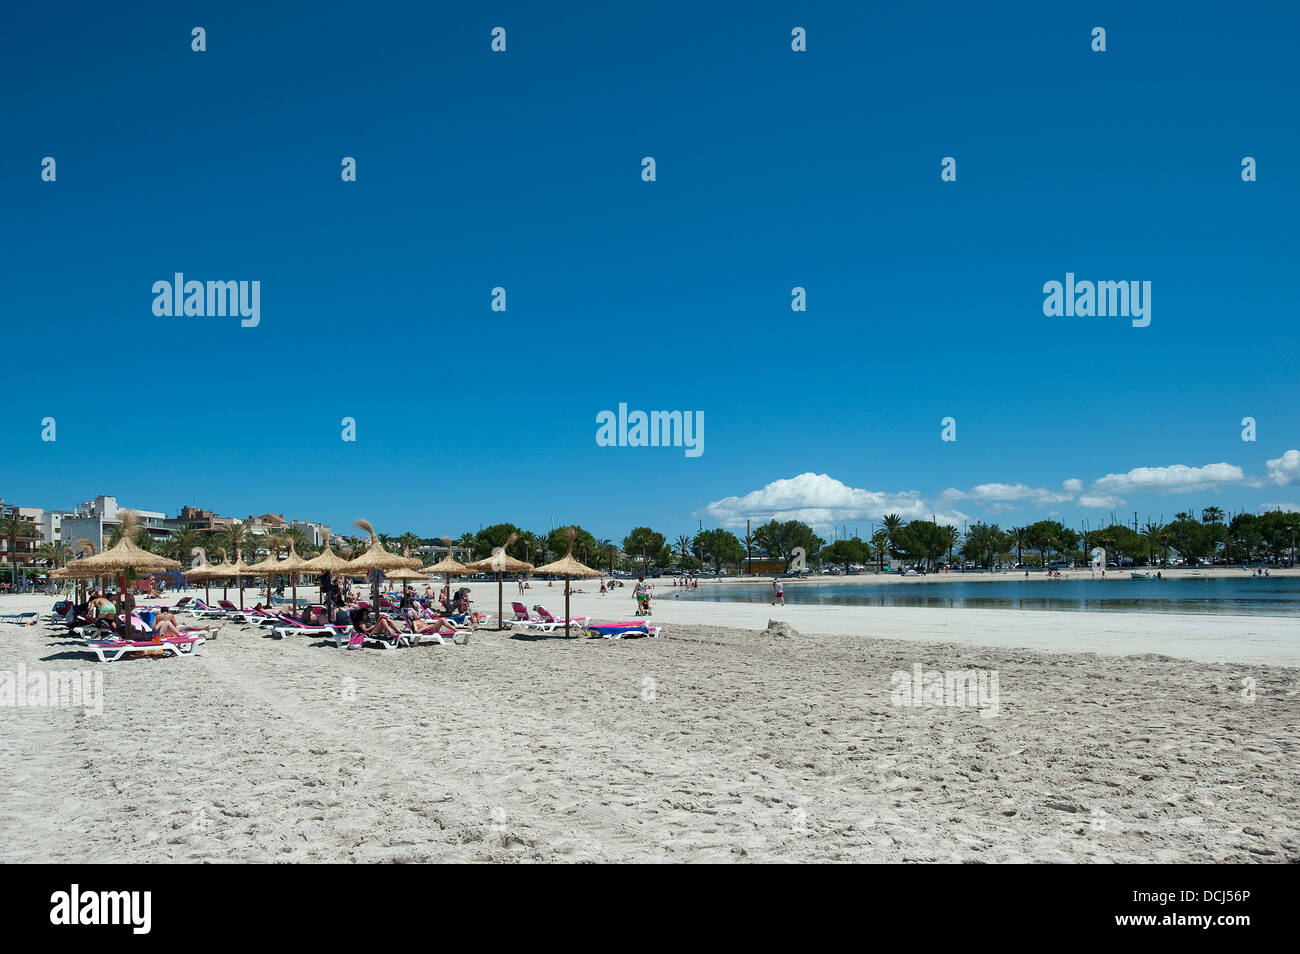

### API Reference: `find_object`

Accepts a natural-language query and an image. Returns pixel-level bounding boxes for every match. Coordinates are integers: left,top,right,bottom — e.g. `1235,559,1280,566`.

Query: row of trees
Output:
7,507,1300,584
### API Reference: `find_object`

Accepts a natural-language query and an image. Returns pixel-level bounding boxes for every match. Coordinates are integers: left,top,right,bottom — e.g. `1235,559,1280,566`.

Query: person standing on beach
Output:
634,576,650,616
772,578,785,606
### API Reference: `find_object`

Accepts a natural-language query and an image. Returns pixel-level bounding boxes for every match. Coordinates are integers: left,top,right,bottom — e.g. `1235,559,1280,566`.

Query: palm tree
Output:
398,531,422,557
870,529,889,573
1201,506,1224,524
881,514,904,556
1279,513,1300,568
1,512,39,590
220,521,247,561
282,526,311,556
596,539,617,575
531,530,551,564
1149,522,1170,566
455,532,477,558
35,541,72,569
941,525,960,565
1006,526,1028,567
165,527,201,567
518,531,538,565
674,534,692,568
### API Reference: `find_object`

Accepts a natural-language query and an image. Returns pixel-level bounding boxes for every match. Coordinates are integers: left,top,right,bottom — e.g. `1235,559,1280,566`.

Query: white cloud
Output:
1265,450,1300,486
1091,462,1245,495
1079,494,1125,509
701,473,969,533
1260,502,1300,513
942,479,1080,507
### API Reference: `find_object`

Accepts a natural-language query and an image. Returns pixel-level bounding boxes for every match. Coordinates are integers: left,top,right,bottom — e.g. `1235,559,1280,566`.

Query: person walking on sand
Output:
772,577,785,606
634,576,651,616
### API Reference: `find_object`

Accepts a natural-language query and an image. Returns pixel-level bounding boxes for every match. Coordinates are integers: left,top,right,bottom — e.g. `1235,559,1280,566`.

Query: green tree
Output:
881,513,904,557
751,520,825,571
870,529,889,572
1006,526,1028,567
694,529,743,573
166,527,202,568
220,521,248,561
623,527,667,574
821,538,866,573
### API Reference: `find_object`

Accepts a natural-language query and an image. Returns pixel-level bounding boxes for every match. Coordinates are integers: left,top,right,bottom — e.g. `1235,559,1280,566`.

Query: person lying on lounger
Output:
348,606,402,637
152,612,185,639
402,609,466,635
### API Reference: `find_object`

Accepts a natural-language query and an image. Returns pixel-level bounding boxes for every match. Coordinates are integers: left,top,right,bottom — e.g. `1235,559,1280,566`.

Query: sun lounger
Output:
585,621,662,640
272,618,348,640
0,612,38,626
400,610,471,647
86,635,205,663
504,606,589,633
187,598,230,619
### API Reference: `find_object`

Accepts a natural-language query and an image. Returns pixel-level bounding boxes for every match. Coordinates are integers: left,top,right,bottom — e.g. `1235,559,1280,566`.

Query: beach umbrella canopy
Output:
183,560,216,605
69,535,180,577
383,566,430,599
531,528,600,637
245,547,286,606
205,550,254,609
62,512,179,635
300,543,353,606
201,549,237,600
464,533,534,630
346,519,415,620
273,543,310,609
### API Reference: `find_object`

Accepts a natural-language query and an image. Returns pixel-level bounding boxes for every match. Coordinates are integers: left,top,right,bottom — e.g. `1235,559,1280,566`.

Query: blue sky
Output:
2,1,1297,541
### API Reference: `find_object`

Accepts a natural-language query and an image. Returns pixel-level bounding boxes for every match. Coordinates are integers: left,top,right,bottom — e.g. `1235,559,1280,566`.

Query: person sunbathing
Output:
402,609,459,635
152,612,186,639
348,606,402,636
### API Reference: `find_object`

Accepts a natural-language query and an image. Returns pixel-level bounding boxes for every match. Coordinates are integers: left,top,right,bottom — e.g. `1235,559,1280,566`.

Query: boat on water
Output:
1131,572,1157,580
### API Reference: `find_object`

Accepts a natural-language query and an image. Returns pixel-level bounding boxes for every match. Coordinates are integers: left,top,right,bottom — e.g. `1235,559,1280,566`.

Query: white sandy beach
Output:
1,586,1296,863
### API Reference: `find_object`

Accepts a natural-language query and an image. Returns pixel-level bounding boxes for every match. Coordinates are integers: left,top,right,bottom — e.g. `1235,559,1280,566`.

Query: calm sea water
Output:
675,576,1300,616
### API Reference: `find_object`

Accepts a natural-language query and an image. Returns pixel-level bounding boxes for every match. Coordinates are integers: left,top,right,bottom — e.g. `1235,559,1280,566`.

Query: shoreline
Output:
688,566,1300,586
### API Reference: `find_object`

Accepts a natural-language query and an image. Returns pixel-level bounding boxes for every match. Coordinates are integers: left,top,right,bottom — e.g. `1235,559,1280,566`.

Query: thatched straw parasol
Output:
346,519,416,622
300,542,352,608
202,548,237,602
381,566,429,608
64,512,180,636
421,536,471,614
205,549,253,609
528,528,599,637
182,546,217,605
272,542,310,610
245,547,284,608
464,532,534,631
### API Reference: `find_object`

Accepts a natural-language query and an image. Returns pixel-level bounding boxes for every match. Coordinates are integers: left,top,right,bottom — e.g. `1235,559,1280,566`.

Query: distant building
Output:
0,502,42,574
290,521,331,547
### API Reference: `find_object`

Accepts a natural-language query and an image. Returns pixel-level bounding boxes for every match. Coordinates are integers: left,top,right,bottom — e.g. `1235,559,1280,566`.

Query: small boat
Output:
1130,572,1155,580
